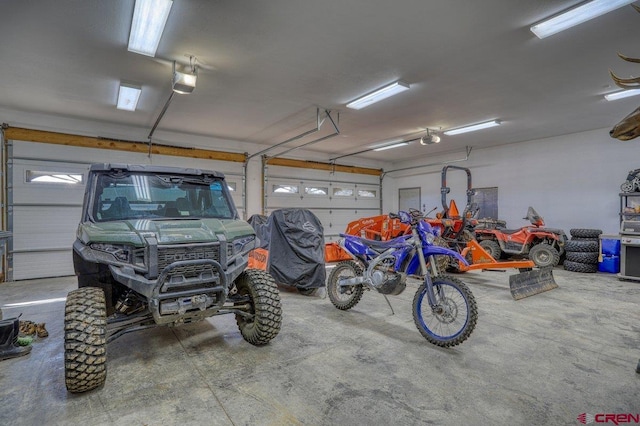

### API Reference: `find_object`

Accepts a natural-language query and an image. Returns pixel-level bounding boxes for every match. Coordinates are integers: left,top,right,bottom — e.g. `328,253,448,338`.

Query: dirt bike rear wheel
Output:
327,261,364,310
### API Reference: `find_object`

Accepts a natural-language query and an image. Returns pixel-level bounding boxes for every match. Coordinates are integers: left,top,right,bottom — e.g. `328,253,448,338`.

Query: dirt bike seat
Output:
340,233,411,249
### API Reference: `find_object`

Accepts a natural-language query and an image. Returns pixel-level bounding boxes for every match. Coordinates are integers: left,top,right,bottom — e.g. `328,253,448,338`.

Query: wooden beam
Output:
266,157,382,176
4,127,247,163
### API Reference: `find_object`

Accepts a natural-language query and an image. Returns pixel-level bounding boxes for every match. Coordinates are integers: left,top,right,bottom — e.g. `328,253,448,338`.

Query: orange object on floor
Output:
325,242,352,263
248,248,269,270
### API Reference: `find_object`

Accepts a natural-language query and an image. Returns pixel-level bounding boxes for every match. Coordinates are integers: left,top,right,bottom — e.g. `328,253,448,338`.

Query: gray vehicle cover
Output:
248,214,270,249
266,209,326,290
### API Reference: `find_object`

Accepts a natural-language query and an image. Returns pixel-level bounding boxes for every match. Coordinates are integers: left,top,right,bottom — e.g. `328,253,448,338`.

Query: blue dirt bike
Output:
327,209,478,347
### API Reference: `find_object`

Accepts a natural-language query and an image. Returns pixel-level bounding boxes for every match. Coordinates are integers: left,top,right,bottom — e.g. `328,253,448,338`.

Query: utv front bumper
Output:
108,258,238,324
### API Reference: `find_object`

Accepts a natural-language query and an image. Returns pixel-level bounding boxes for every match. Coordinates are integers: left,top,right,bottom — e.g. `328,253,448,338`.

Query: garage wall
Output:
8,140,245,280
263,163,381,241
383,127,640,235
0,107,385,222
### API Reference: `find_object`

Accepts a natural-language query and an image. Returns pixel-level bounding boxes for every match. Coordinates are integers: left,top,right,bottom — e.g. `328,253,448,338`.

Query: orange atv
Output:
474,207,568,268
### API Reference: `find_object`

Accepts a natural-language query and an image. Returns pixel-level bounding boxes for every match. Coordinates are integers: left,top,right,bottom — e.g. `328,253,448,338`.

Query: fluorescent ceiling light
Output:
530,0,635,39
604,89,640,101
128,0,173,57
117,83,142,111
372,141,409,151
444,120,501,136
347,80,410,110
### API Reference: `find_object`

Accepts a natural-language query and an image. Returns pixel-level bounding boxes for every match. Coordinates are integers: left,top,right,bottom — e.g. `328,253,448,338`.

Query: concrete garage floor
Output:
0,268,638,426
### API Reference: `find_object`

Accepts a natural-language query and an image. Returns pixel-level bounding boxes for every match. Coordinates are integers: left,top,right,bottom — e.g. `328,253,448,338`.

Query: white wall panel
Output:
13,251,73,280
13,206,81,251
383,128,640,236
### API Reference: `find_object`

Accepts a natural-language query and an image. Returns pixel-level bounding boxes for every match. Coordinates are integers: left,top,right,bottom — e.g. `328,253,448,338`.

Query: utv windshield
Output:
90,172,237,222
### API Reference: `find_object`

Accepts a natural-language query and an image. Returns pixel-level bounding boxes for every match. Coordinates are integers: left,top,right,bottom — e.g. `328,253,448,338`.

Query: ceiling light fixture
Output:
530,0,635,39
420,129,441,145
604,89,640,101
172,60,197,94
346,80,410,110
372,141,409,151
444,120,501,136
117,83,142,111
128,0,173,57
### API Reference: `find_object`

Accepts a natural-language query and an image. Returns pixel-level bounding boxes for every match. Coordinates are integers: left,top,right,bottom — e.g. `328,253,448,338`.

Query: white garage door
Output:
263,163,382,241
8,139,244,281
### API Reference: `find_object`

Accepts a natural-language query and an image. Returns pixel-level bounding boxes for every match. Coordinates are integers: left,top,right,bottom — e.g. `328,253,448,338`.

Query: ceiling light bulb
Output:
604,89,640,101
347,81,410,110
372,141,409,151
128,0,173,57
444,120,501,136
530,0,635,39
117,83,142,111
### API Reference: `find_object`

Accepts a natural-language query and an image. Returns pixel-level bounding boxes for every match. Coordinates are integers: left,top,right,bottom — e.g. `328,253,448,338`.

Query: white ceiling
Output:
2,0,640,163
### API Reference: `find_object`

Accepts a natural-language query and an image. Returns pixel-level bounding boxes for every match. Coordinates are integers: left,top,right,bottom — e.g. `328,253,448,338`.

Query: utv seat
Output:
176,197,190,215
164,201,178,217
165,197,190,217
103,197,132,220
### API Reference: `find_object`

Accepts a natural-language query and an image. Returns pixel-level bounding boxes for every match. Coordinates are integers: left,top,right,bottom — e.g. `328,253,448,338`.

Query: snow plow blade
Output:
509,267,558,300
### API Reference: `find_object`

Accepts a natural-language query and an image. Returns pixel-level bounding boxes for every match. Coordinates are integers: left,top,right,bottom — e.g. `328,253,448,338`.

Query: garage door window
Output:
26,170,83,184
332,187,353,197
273,184,298,194
304,186,328,195
357,189,376,198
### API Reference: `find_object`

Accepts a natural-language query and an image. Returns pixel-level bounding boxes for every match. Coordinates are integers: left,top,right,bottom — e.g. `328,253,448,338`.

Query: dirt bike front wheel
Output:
412,275,477,347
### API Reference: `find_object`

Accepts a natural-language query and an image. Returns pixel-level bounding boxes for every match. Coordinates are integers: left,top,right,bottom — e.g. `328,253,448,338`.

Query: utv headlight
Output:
233,236,256,255
90,243,130,262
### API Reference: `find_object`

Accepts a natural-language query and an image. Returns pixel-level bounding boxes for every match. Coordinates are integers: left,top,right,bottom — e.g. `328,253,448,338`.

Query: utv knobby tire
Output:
64,287,107,393
327,261,365,310
566,251,599,264
234,269,282,346
564,240,599,253
569,228,603,239
479,240,502,260
563,260,598,273
77,275,115,316
528,243,560,268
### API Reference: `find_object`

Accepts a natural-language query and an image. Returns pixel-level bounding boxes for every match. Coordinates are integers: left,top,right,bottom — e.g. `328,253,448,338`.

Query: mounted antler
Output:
609,4,640,141
609,53,640,90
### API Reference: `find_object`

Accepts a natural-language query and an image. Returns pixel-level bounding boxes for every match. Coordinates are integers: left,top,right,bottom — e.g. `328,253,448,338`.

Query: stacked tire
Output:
563,228,603,273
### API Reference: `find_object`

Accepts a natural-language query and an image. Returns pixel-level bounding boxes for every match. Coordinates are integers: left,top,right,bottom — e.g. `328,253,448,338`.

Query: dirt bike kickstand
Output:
382,294,395,315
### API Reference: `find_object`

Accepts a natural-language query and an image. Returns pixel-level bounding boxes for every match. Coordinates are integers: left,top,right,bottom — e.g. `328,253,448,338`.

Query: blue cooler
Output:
599,235,621,273
598,255,620,273
600,235,621,257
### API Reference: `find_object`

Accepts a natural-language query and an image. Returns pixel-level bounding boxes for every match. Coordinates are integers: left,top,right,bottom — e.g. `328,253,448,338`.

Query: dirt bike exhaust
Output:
508,267,558,300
